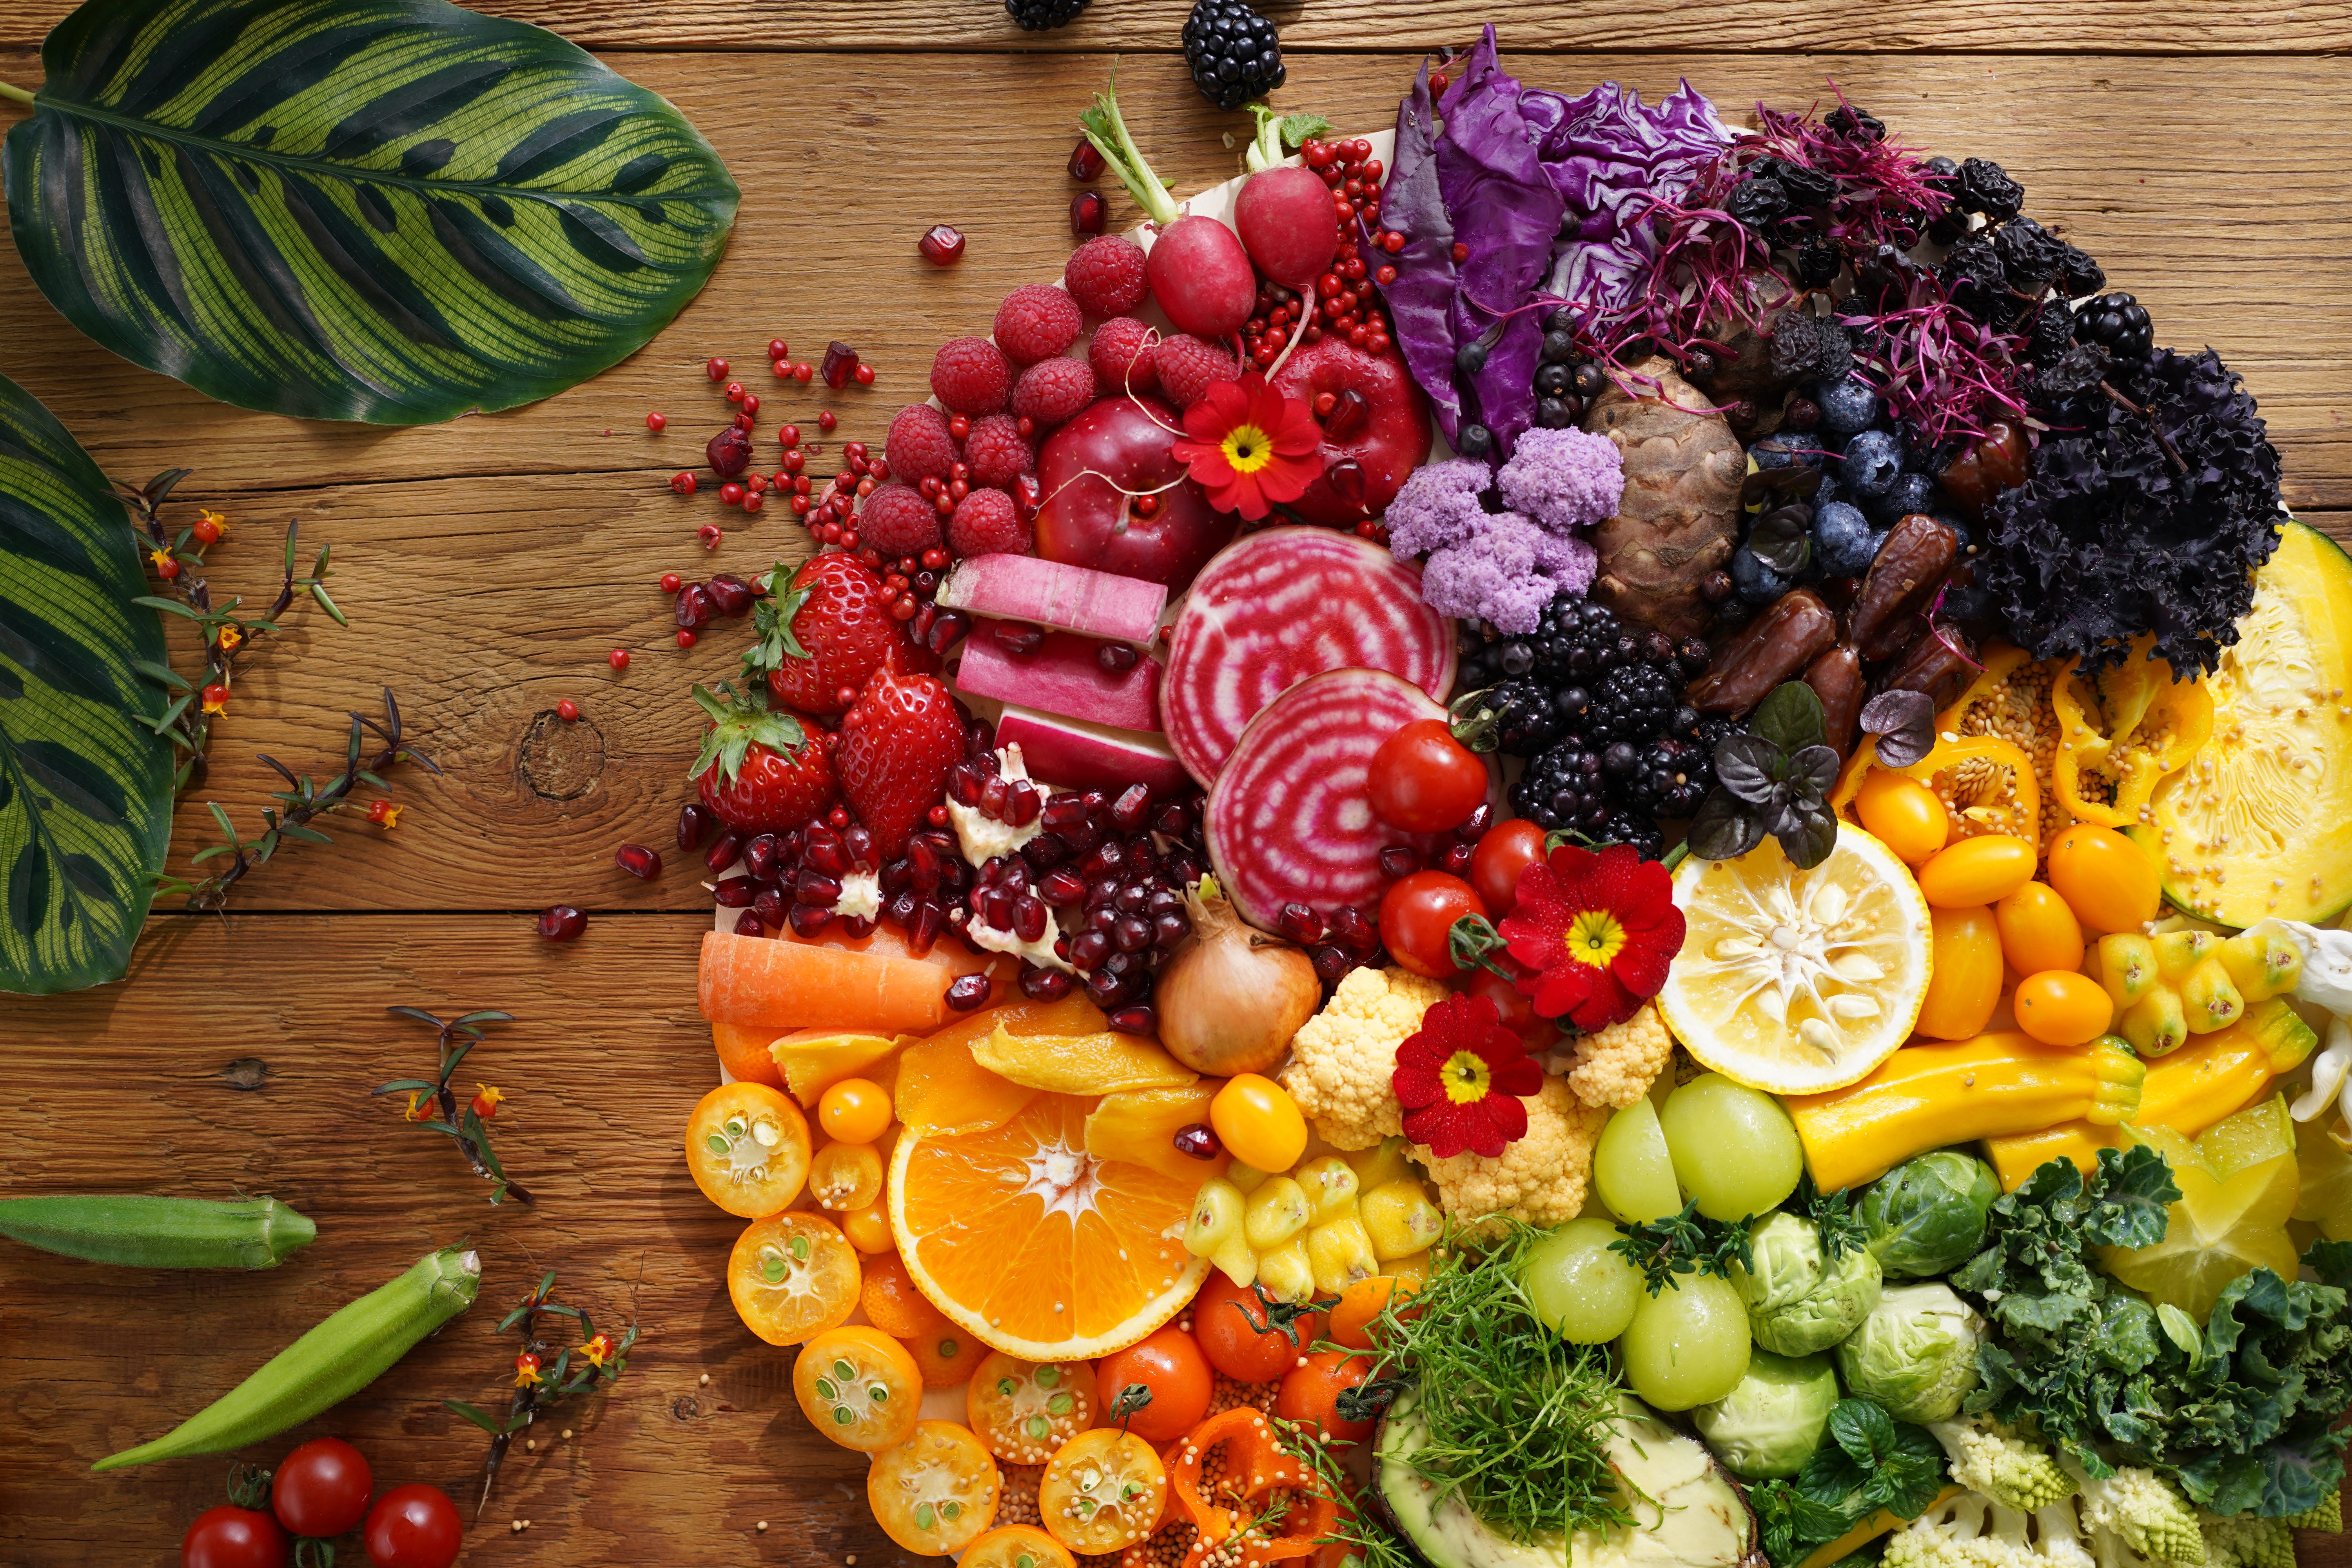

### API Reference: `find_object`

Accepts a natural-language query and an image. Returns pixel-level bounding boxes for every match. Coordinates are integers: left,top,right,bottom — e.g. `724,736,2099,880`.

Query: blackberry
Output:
1181,0,1285,111
1529,594,1625,683
2074,292,2153,361
1599,811,1666,862
1004,0,1090,26
1513,740,1609,834
1460,677,1582,759
1587,663,1676,743
1794,232,1843,289
1614,734,1712,818
1952,158,2025,221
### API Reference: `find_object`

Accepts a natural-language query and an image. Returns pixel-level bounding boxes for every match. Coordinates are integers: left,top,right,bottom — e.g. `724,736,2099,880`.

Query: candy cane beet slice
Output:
1162,527,1454,788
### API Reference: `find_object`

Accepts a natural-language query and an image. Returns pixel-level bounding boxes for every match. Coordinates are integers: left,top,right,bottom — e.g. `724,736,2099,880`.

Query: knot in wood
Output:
517,709,607,802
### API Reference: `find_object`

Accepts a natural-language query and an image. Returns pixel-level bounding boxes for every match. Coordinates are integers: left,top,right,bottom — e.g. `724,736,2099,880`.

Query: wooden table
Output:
2,2,2348,1561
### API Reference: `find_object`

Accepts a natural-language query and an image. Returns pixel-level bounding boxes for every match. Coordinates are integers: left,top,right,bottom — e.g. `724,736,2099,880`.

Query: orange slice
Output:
890,1093,1210,1361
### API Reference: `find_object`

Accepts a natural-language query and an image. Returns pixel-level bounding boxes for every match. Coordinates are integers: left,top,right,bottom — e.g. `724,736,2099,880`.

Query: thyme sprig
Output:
446,1270,639,1521
1794,1175,1869,1262
1609,1198,1756,1296
373,1006,531,1206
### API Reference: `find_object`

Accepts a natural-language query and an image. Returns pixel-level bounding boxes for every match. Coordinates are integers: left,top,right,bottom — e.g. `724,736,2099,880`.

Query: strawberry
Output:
751,553,931,717
691,681,837,834
836,669,967,859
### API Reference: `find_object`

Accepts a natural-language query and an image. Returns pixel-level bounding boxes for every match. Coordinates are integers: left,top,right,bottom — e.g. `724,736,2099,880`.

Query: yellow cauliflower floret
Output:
1561,1001,1674,1109
1418,1075,1606,1230
1280,965,1449,1151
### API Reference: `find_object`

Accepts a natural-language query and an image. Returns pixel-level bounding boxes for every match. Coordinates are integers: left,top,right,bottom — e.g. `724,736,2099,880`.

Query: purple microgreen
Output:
1859,690,1937,767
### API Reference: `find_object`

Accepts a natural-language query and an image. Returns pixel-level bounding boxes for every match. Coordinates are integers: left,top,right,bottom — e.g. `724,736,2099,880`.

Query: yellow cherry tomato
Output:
869,1420,1000,1555
1994,882,2085,978
1916,904,2004,1041
1037,1428,1166,1553
2045,823,2163,934
2013,969,2117,1047
963,1525,1078,1568
794,1325,924,1452
818,1076,895,1143
1209,1074,1308,1172
840,1198,895,1254
810,1140,884,1211
1856,770,1951,865
1916,834,2037,908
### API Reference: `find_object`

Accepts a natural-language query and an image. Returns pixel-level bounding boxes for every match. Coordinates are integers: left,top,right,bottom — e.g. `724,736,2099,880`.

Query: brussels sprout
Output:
1835,1281,1985,1423
1691,1349,1841,1479
1859,1150,2000,1278
1731,1211,1884,1357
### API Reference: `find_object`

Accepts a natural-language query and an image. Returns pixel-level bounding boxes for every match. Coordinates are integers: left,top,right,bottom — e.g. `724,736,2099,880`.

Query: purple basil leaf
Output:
1777,801,1842,871
1860,689,1937,768
1688,788,1766,862
1786,744,1840,795
1715,734,1785,806
1751,681,1827,756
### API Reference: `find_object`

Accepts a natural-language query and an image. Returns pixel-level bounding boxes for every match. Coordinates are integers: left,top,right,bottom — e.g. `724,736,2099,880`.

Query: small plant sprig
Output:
373,1006,532,1207
446,1271,639,1521
1793,1175,1870,1262
154,688,442,912
1610,1198,1757,1296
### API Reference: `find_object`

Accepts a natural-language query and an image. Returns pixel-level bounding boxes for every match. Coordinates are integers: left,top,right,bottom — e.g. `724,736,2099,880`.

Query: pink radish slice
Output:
1207,668,1485,931
1163,526,1454,787
995,706,1191,797
956,622,1162,733
936,553,1169,643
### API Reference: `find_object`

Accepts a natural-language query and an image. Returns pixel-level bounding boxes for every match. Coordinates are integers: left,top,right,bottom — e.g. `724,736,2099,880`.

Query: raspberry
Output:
885,402,961,484
948,487,1029,557
992,285,1084,367
857,483,945,556
1063,236,1149,317
1011,358,1098,431
1153,333,1240,409
931,336,1013,415
963,414,1035,491
1089,317,1161,399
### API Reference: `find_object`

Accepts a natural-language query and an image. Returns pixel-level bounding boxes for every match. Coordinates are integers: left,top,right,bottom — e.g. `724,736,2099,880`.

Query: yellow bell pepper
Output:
1983,999,2321,1189
2049,637,2212,829
1787,1031,2143,1192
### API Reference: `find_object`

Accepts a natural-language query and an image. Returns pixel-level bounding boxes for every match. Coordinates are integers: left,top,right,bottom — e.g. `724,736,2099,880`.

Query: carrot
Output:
700,931,984,1035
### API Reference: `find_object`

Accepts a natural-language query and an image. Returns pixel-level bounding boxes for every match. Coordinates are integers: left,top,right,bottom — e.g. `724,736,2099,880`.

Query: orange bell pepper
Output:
1169,1408,1339,1568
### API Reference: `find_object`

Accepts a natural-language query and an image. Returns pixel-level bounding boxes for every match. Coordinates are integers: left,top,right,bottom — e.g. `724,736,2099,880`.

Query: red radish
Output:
1034,396,1236,592
994,705,1191,797
1206,668,1494,931
934,552,1168,642
1234,166,1341,290
1162,527,1455,787
955,622,1161,733
1144,217,1256,340
1269,338,1434,528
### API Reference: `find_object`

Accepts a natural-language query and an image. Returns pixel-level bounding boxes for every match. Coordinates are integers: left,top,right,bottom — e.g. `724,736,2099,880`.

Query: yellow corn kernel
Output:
2096,934,2159,1009
1306,1214,1380,1297
1293,1156,1359,1225
1184,1178,1257,1287
2216,931,2302,1001
2122,988,2189,1057
1342,1136,1414,1191
1242,1176,1312,1251
1359,1178,1445,1260
1256,1238,1316,1305
2179,957,2245,1035
1225,1161,1271,1196
2153,929,2219,983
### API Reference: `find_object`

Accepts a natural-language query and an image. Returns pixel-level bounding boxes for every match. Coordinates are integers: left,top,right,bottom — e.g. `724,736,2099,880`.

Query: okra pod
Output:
92,1246,480,1472
0,1193,315,1270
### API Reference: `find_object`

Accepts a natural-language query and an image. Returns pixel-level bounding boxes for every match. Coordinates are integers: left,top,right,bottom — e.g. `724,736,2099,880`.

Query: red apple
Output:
1034,396,1237,592
1270,338,1434,529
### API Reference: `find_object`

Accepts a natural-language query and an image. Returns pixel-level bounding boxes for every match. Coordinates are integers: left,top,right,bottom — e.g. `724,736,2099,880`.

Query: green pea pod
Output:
92,1246,480,1472
0,1194,316,1270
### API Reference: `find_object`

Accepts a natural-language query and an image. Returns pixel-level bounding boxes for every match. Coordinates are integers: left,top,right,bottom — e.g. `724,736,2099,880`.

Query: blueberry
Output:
1813,501,1882,578
1837,429,1902,499
1811,374,1881,437
1749,433,1822,472
1932,511,1975,557
1867,471,1938,523
1730,546,1792,604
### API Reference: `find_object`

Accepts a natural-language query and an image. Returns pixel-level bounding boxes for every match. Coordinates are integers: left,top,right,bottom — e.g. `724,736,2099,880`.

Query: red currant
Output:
608,648,631,671
670,472,697,495
853,364,875,386
719,482,746,506
793,363,813,384
660,572,683,593
767,338,789,361
773,358,791,379
646,411,666,432
778,424,802,447
556,699,580,722
677,630,697,649
699,523,724,548
706,358,728,381
725,381,745,402
743,492,765,514
817,410,838,432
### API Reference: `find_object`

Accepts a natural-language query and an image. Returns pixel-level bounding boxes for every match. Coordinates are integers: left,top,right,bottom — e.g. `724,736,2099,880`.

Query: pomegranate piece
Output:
821,341,861,390
1068,138,1105,181
537,905,587,942
918,224,965,266
704,573,754,617
1071,191,1106,236
706,425,752,478
615,843,662,880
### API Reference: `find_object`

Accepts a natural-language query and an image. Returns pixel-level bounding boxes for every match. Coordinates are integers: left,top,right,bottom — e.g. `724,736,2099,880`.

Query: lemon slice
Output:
2101,1101,2301,1321
1656,828,1933,1095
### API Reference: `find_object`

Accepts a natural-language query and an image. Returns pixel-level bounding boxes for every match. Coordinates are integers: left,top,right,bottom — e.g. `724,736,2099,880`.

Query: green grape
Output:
1593,1097,1682,1223
1657,1073,1804,1221
1521,1218,1642,1344
1620,1272,1752,1411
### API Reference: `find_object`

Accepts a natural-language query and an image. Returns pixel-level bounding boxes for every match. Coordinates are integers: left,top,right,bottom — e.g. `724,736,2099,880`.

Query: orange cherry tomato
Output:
1036,1428,1165,1554
818,1076,895,1143
904,1327,980,1388
1094,1325,1213,1442
1916,905,2003,1041
870,1421,1001,1555
1208,1074,1307,1172
1191,1273,1321,1383
811,1140,884,1210
728,1211,858,1345
2014,970,2116,1047
686,1082,811,1219
1856,770,1950,865
794,1326,924,1452
840,1199,895,1254
1367,719,1489,833
1917,834,2038,907
2045,824,2162,934
1470,818,1548,914
1995,882,2085,978
1377,870,1488,980
1276,1349,1375,1445
861,1251,947,1339
1327,1275,1414,1349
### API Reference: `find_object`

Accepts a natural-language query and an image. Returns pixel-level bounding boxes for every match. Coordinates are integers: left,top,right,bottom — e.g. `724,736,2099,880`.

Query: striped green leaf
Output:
0,373,174,995
2,0,739,425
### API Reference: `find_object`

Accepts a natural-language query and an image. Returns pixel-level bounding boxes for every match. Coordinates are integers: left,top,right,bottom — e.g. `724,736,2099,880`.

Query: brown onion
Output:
1154,878,1321,1077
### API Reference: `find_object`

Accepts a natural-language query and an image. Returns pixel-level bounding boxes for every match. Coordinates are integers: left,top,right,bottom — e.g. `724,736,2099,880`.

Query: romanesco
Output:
2287,1492,2341,1533
1930,1416,2078,1513
1558,1000,1674,1109
2069,1461,2205,1567
1417,1074,1605,1229
1279,966,1448,1150
2192,1510,2294,1568
1884,1491,2084,1568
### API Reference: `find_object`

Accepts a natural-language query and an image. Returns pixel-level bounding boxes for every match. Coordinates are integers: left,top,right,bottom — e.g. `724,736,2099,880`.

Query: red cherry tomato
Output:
183,1506,290,1568
272,1437,373,1538
1470,818,1547,915
1192,1274,1323,1383
1367,719,1488,833
1095,1324,1214,1441
1377,871,1487,980
1463,961,1552,1049
363,1484,461,1568
1276,1349,1375,1445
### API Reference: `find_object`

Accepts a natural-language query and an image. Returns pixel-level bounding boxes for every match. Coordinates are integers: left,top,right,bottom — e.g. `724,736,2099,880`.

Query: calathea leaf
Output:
1751,681,1827,755
2,0,739,424
0,372,174,995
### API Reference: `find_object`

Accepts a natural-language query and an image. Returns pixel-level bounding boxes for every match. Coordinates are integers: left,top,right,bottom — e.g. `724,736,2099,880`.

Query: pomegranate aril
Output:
675,584,715,630
907,898,946,955
537,905,587,942
1439,842,1476,877
1068,138,1106,180
1151,804,1191,839
1378,846,1419,880
947,762,985,808
708,426,752,477
733,910,766,936
918,224,965,265
704,829,745,873
752,886,788,928
908,838,944,891
1078,839,1126,880
1172,1123,1220,1161
980,776,1010,818
1004,780,1042,827
990,621,1045,658
1459,801,1494,838
1326,457,1368,508
1278,902,1326,944
1021,965,1075,1001
1109,784,1152,833
796,869,844,904
1070,191,1106,236
742,833,782,880
1309,942,1351,982
1330,905,1377,954
998,860,1031,895
1107,1005,1155,1036
1111,915,1151,954
804,838,850,878
1012,896,1050,942
821,341,860,389
706,573,755,617
1043,794,1090,828
713,876,757,907
944,973,992,1012
843,824,875,870
1153,912,1191,948
788,901,834,938
1069,929,1112,969
615,843,662,880
879,858,912,896
1039,869,1087,905
677,802,717,851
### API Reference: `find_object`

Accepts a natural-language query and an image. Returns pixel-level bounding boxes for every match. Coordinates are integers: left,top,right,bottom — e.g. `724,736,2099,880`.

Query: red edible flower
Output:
1391,992,1543,1159
1169,372,1321,521
1499,842,1685,1031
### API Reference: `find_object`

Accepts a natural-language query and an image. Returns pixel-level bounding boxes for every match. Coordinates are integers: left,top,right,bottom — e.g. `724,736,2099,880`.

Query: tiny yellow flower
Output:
215,624,243,652
199,509,230,538
404,1090,435,1122
582,1332,615,1368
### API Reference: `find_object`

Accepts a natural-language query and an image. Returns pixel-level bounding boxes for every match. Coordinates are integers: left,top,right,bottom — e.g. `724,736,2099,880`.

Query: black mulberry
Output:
1004,0,1091,26
1952,158,2025,221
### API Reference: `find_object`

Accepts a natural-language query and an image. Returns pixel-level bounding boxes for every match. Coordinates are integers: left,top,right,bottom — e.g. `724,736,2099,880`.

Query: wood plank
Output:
0,50,2345,508
5,0,2352,55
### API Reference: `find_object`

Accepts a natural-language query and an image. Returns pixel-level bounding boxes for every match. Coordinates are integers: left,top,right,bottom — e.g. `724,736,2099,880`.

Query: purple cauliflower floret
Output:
1495,426,1624,531
1384,458,1494,560
1419,512,1599,633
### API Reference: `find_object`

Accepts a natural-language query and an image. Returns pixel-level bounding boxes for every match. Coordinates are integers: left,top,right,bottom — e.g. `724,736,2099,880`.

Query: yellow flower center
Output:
1563,909,1627,969
1220,422,1276,474
1438,1049,1493,1105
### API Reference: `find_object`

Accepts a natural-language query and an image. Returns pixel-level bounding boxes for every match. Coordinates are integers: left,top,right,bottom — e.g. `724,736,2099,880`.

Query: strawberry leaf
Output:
687,680,805,786
738,562,811,682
